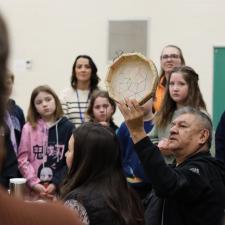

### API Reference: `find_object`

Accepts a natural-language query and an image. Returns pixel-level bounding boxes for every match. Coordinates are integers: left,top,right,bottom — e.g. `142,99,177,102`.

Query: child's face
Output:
34,91,56,121
169,72,188,106
65,135,74,170
93,96,114,123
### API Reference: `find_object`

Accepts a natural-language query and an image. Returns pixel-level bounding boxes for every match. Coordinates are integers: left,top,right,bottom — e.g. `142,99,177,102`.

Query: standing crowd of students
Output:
0,11,225,225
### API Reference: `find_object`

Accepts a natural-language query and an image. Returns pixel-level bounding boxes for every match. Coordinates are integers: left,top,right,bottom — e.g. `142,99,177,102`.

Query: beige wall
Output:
0,0,225,125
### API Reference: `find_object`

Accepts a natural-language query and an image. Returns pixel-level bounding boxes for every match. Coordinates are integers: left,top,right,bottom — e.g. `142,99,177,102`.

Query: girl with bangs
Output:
18,85,74,199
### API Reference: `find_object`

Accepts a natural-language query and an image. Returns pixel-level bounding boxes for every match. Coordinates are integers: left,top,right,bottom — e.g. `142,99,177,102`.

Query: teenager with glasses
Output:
153,45,185,112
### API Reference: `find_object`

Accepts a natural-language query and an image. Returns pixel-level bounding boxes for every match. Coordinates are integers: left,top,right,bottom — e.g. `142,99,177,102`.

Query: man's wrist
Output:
130,129,146,144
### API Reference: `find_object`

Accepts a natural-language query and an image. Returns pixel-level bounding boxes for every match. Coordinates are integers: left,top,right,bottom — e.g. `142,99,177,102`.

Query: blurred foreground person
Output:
0,11,81,225
119,99,225,225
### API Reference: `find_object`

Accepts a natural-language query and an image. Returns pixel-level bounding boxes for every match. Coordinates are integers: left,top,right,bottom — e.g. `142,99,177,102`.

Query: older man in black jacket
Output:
119,100,225,225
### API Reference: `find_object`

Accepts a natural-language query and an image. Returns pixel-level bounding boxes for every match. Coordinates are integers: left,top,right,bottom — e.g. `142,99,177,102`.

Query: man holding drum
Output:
118,99,225,225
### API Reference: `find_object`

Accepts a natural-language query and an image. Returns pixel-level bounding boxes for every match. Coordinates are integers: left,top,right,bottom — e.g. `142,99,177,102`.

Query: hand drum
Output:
105,53,159,105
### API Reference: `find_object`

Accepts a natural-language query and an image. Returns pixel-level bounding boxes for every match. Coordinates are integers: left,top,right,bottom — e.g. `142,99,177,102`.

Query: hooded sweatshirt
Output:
18,117,74,188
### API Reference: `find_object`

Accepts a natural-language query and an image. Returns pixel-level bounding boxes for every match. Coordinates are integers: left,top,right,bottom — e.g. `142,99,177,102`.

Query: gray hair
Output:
173,106,212,149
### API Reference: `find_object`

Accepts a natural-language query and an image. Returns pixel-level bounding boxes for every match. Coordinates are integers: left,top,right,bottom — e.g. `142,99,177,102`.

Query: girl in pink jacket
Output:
18,85,74,199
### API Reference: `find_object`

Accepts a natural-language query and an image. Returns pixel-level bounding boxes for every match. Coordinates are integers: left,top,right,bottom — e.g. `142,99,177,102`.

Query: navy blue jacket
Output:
117,121,153,184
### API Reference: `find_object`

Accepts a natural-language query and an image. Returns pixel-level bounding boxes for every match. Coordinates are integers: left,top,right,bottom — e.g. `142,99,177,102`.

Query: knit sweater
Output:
60,87,90,127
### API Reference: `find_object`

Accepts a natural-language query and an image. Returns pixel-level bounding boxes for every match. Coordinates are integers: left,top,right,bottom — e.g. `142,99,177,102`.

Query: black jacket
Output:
0,100,25,189
64,188,119,225
216,110,225,162
0,130,20,189
135,137,225,225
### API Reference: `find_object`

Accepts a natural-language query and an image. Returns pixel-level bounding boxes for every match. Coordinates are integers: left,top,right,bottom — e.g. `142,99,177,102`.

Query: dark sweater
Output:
0,100,25,189
135,137,225,225
0,131,20,189
216,110,225,162
64,189,119,225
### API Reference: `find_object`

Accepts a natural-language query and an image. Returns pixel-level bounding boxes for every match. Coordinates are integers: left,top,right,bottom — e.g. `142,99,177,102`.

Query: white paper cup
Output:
9,178,27,199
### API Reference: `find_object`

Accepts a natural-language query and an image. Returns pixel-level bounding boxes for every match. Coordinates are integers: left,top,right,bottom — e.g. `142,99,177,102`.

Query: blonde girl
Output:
18,85,74,199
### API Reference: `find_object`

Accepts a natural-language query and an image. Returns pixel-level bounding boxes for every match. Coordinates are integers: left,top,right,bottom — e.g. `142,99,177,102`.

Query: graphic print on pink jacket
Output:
18,117,74,188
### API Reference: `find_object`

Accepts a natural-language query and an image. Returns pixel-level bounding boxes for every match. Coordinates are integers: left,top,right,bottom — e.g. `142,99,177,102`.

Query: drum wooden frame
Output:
105,53,159,105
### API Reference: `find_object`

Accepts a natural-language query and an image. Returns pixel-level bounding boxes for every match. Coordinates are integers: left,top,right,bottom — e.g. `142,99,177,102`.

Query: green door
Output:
213,47,225,128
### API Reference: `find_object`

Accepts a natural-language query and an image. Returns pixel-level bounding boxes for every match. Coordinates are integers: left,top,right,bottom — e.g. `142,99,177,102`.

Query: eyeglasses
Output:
161,54,180,60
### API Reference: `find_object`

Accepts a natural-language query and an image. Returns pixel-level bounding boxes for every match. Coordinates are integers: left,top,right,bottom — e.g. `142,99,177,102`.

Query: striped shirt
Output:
60,87,90,127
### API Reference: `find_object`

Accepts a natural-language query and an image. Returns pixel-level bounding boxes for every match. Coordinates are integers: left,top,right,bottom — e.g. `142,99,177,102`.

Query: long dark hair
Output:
70,55,100,92
0,13,9,125
154,66,207,129
0,13,9,167
61,122,144,225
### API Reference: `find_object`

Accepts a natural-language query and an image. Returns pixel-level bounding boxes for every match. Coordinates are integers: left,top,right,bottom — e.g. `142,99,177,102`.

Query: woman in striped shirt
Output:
60,55,100,127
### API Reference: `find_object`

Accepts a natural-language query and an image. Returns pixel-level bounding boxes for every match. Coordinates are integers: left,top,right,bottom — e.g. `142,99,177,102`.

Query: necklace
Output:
75,89,90,123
